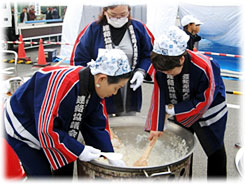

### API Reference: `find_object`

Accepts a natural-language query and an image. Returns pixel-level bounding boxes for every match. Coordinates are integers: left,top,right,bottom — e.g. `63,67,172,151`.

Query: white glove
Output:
78,145,101,162
108,159,126,167
165,105,175,116
130,71,144,91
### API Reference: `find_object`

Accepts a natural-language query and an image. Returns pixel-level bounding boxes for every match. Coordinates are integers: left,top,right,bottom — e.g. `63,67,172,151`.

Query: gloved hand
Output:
78,145,101,162
165,104,175,116
130,71,145,91
108,159,126,167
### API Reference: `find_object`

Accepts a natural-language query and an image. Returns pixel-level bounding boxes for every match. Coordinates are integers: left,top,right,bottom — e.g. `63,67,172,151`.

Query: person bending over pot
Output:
145,26,227,178
4,49,131,177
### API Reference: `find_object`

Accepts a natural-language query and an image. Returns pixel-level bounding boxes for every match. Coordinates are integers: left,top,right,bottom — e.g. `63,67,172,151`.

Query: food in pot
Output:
96,130,189,167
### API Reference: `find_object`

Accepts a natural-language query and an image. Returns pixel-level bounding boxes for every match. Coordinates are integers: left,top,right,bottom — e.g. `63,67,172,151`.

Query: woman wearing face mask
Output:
70,3,154,116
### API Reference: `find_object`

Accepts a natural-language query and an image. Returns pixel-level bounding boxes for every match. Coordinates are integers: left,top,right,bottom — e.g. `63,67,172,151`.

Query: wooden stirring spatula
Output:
133,113,170,167
133,136,158,167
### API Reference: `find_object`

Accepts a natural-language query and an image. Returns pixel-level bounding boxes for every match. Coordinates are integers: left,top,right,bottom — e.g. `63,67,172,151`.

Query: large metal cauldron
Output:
77,118,196,180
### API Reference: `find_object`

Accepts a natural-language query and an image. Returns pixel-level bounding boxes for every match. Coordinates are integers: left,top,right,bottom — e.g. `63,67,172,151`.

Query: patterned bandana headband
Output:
153,26,190,56
88,48,131,76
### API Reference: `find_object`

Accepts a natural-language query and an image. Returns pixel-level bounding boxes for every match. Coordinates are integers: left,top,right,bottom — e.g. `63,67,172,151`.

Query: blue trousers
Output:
6,134,52,177
6,134,74,177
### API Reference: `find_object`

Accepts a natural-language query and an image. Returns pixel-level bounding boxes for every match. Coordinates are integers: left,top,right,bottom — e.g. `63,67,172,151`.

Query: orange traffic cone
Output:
18,35,26,59
33,39,50,67
17,35,31,64
3,138,26,179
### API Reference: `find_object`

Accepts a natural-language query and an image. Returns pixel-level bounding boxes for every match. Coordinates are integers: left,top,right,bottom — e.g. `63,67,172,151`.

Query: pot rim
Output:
87,121,197,171
88,143,195,172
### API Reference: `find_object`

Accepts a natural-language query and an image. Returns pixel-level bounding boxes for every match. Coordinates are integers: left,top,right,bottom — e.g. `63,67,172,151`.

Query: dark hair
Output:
107,71,132,84
151,51,187,71
183,23,195,32
97,5,132,25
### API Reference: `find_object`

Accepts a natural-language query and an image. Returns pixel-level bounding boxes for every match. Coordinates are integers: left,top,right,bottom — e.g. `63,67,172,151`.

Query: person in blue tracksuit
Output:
70,3,154,116
4,49,132,177
145,26,227,178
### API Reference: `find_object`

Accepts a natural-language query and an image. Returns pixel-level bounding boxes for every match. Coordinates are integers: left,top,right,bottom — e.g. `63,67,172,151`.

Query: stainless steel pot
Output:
235,147,244,177
8,77,23,94
77,119,196,179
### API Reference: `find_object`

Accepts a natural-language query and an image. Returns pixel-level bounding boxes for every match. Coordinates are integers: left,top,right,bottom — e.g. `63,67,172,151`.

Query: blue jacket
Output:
145,50,227,155
4,66,113,170
70,19,154,113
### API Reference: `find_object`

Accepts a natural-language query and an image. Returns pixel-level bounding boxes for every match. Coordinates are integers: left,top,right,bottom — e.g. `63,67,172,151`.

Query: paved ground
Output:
1,45,243,182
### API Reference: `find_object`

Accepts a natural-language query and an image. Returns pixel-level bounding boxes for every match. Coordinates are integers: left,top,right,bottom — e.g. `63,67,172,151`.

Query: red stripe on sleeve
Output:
145,71,159,131
101,99,111,136
175,51,215,125
70,23,92,66
147,65,155,78
39,67,82,169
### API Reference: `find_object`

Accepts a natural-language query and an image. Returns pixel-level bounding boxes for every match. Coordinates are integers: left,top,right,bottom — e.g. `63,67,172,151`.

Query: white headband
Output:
153,26,190,56
88,48,131,76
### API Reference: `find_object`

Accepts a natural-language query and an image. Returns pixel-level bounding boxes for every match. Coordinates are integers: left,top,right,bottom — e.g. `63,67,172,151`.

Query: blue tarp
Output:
199,39,241,80
199,39,241,73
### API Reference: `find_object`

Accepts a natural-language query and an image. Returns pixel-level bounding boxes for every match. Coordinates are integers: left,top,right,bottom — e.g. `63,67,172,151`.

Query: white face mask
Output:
107,16,128,28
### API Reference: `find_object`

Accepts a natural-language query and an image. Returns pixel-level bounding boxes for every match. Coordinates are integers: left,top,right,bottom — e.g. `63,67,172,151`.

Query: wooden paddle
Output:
133,136,158,166
133,113,170,167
